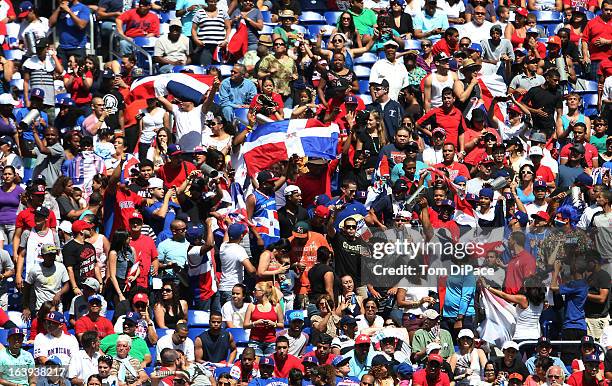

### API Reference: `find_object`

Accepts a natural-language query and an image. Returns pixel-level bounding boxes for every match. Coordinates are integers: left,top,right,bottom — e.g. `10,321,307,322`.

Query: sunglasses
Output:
474,11,486,15
344,224,357,229
422,44,432,48
521,171,533,175
460,43,470,47
274,42,286,47
332,39,344,43
162,288,173,293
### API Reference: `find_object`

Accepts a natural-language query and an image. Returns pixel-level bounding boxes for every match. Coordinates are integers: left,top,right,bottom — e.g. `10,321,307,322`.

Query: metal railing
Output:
109,29,154,76
517,340,607,354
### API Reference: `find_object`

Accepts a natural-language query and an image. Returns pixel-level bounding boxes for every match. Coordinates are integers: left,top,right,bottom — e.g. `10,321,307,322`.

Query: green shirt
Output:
100,334,150,362
0,348,35,386
411,328,456,360
346,8,377,35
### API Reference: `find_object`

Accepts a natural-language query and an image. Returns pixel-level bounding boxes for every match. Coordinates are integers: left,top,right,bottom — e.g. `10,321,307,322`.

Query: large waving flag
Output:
240,119,340,176
128,73,215,104
478,74,509,124
477,287,517,347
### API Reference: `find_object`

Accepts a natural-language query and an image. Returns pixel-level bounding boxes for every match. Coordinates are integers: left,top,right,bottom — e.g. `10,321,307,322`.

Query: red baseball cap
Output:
72,220,94,234
129,211,144,221
547,36,561,46
314,205,330,219
133,293,149,304
531,211,550,222
355,334,371,345
428,354,444,364
515,7,528,16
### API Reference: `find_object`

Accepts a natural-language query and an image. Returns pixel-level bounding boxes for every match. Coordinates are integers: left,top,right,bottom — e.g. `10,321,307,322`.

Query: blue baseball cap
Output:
125,311,141,324
7,328,25,337
303,355,319,365
526,27,539,35
495,170,510,178
228,223,246,240
512,211,528,227
479,188,494,199
467,43,482,53
439,199,455,208
332,355,351,367
453,176,467,184
102,70,115,79
583,354,600,363
59,97,75,107
30,88,45,100
503,192,515,201
260,356,275,367
18,1,33,17
394,363,414,377
345,95,358,104
339,315,357,326
186,224,205,242
288,310,305,323
466,193,479,202
46,355,63,366
45,311,65,324
88,294,103,304
534,180,547,190
167,143,183,156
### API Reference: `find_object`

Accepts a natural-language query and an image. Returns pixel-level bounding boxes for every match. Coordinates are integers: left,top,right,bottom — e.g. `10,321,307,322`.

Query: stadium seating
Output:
299,11,327,24
353,65,371,78
172,65,208,74
324,11,341,25
227,328,250,346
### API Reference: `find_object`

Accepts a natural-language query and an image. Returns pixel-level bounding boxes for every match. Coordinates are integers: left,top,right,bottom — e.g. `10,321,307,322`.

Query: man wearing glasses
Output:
458,5,493,44
157,220,191,290
545,366,568,386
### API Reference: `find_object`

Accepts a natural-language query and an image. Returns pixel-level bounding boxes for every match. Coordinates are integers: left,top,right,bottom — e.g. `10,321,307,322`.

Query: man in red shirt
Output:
567,355,602,386
128,212,159,288
581,0,612,80
559,123,599,168
435,143,470,181
74,294,115,340
13,182,57,257
158,144,197,189
273,336,303,378
417,88,466,152
527,147,556,188
303,334,337,365
503,231,536,295
412,354,451,386
115,0,160,55
432,27,459,56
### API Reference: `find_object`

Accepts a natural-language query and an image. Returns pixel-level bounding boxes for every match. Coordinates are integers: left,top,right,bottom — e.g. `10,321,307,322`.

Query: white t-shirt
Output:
355,314,384,333
20,228,59,277
155,333,195,362
67,349,101,382
221,301,249,328
25,261,69,312
422,147,443,166
171,104,211,152
437,0,465,18
140,108,166,144
33,332,80,367
18,17,50,42
459,21,494,44
218,242,249,292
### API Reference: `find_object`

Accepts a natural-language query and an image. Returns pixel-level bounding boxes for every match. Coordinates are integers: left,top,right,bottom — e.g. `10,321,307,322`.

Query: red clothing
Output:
74,314,115,338
117,9,160,38
417,107,466,149
429,212,460,243
273,354,304,378
525,42,547,62
109,187,143,234
462,128,501,166
504,250,536,295
562,0,598,9
158,161,197,190
129,235,158,288
559,142,599,167
412,369,451,386
567,371,601,386
534,164,555,183
570,359,605,372
432,39,458,57
597,57,612,79
582,16,612,62
303,351,337,365
434,161,471,181
317,95,367,134
250,93,284,121
29,318,69,340
15,207,57,230
64,70,93,105
0,2,15,50
295,159,338,207
249,304,278,343
230,360,259,383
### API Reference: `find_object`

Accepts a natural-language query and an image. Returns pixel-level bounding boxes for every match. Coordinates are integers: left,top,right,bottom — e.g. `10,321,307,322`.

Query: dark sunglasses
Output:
274,42,286,47
344,224,357,229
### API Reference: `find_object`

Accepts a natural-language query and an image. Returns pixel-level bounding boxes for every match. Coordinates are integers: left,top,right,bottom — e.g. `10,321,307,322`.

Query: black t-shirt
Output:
584,269,611,318
331,232,372,283
178,194,215,226
605,350,612,374
390,13,414,36
494,356,530,379
562,42,580,62
277,205,309,239
128,181,151,199
308,263,334,302
94,89,125,130
56,195,80,221
62,239,97,285
521,85,562,135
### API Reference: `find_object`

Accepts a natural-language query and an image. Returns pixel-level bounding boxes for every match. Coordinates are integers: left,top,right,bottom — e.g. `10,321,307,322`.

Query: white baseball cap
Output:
426,342,442,354
148,177,164,189
284,185,301,196
528,146,543,157
502,341,520,351
458,329,475,339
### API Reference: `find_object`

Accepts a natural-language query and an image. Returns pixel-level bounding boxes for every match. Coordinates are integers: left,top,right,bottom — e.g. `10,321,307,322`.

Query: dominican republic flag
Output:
188,246,217,301
253,209,280,246
215,182,256,230
120,154,140,184
478,74,509,124
240,119,340,176
364,155,391,210
128,73,215,105
477,287,517,347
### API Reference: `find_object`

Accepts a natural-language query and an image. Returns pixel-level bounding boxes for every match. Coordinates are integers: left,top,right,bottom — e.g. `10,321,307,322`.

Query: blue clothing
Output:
175,0,206,36
559,279,589,330
557,164,584,190
143,200,181,242
279,269,296,296
157,238,190,277
391,160,429,185
248,378,289,386
345,349,371,378
525,229,549,259
56,2,90,49
525,355,570,376
561,114,586,134
369,29,401,52
218,77,257,120
412,11,449,40
344,48,354,70
252,190,279,247
443,272,476,318
336,376,360,386
515,186,535,205
330,198,368,230
14,108,48,142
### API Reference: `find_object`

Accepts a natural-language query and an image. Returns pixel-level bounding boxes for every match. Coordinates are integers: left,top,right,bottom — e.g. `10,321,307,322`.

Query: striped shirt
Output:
193,8,228,45
22,55,55,106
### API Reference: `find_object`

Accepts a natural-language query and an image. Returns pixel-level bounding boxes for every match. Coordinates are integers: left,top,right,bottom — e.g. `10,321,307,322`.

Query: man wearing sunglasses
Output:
366,78,403,138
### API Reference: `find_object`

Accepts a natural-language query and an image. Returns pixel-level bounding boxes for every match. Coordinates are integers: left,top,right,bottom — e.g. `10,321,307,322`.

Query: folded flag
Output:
128,73,215,105
240,119,340,176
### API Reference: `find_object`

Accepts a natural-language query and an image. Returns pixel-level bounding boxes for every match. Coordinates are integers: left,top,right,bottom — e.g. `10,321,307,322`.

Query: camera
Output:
255,94,278,116
355,109,370,127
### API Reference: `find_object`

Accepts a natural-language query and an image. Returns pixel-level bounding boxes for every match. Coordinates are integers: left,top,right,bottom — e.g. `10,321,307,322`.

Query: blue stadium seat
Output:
353,65,371,78
324,11,341,25
3,50,22,61
173,65,207,74
574,80,598,93
156,328,171,338
292,25,308,35
187,327,206,342
308,25,333,38
218,65,234,77
404,39,421,50
261,10,272,23
0,330,8,345
235,108,249,123
261,25,274,35
149,346,157,363
358,79,370,94
358,94,372,104
582,93,598,109
55,93,71,105
353,52,378,65
188,310,210,327
156,11,172,24
133,37,157,49
299,11,326,24
215,367,232,378
228,328,250,346
105,310,114,321
532,10,562,23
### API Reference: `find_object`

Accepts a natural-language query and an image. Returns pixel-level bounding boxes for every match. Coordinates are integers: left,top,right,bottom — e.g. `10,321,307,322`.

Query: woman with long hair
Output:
107,136,137,175
256,238,291,281
449,329,488,386
390,0,414,38
107,230,137,306
250,77,284,121
337,274,364,317
454,60,484,116
51,175,87,221
84,214,110,282
137,98,169,163
243,281,284,356
418,39,435,73
505,9,528,48
0,165,23,249
525,357,554,386
63,55,93,113
311,294,342,339
369,357,395,386
563,7,587,44
356,111,388,155
316,31,374,71
484,276,545,342
192,0,231,66
333,12,363,48
222,284,251,328
317,52,359,108
473,361,500,386
154,281,189,329
85,55,103,95
27,301,68,341
399,86,423,124
202,114,233,155
146,127,172,172
512,163,536,205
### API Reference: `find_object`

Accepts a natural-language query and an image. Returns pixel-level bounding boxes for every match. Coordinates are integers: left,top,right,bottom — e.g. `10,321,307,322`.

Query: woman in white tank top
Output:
485,277,546,342
430,72,455,108
86,225,110,280
449,329,488,386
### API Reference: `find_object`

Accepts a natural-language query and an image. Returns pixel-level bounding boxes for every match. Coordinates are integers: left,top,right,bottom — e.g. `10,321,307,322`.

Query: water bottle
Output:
24,32,37,55
555,56,568,82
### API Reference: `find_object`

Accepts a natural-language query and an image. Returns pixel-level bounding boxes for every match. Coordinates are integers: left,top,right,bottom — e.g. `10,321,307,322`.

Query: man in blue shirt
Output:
413,0,449,40
551,258,589,363
49,0,91,63
333,356,360,386
157,219,190,287
218,64,258,121
143,177,181,243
